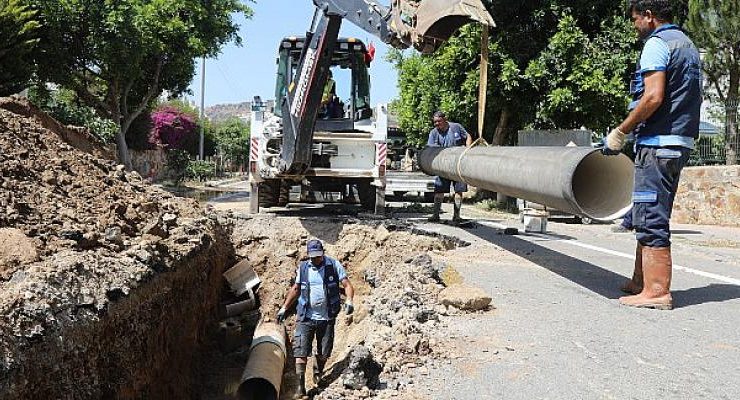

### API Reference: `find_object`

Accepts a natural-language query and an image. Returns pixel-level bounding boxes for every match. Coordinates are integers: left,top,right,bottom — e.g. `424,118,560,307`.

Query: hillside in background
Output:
205,100,275,123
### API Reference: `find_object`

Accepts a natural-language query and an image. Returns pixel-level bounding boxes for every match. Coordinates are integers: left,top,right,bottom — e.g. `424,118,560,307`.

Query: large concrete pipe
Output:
419,146,634,221
237,322,287,400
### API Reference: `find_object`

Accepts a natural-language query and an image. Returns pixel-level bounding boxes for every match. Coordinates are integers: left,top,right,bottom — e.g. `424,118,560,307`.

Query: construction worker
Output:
603,0,701,310
321,70,339,118
426,111,473,223
277,239,355,398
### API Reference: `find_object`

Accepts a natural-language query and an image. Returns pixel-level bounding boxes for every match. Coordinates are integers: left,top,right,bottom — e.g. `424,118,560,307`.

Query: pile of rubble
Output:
316,253,492,400
0,97,231,398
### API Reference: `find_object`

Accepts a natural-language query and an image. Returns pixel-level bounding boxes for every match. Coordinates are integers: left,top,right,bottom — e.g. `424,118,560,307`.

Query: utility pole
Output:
199,56,206,161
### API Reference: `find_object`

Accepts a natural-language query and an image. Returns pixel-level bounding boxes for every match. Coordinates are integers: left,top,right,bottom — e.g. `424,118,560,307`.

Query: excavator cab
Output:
274,37,373,132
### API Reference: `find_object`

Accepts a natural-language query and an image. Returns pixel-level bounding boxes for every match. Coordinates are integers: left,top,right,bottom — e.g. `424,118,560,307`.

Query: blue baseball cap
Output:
307,239,324,257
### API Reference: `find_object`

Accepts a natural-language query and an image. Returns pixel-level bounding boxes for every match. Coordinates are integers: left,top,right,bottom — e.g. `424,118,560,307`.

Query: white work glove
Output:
606,127,627,152
276,307,287,324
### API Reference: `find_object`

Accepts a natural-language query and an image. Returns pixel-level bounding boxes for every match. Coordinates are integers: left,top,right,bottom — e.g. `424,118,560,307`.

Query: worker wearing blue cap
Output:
277,239,355,398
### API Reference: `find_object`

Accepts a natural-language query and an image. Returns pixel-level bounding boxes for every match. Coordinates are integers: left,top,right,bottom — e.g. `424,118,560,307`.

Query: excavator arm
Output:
278,0,493,176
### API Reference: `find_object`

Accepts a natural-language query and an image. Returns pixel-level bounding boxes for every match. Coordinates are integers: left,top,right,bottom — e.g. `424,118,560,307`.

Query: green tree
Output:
391,1,636,145
32,0,252,170
0,0,39,95
212,117,250,170
688,0,740,165
525,14,636,132
28,86,118,142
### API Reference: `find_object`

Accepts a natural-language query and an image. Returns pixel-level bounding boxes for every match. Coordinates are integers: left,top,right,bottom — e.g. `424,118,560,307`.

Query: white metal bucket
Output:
522,209,548,233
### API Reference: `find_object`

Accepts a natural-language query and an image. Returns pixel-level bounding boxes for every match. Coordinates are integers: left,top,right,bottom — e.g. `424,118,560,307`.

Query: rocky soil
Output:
0,97,234,398
225,215,491,400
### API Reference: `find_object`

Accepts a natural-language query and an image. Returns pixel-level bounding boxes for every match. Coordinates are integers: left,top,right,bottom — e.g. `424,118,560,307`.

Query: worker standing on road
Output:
426,111,473,223
603,0,701,310
276,239,355,398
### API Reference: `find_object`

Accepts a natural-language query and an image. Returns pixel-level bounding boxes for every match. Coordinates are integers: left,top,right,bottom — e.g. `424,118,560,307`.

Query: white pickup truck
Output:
385,171,436,201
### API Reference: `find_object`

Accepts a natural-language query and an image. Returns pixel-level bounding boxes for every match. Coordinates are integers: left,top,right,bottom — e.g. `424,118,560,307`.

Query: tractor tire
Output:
258,180,280,208
357,180,376,211
277,181,290,206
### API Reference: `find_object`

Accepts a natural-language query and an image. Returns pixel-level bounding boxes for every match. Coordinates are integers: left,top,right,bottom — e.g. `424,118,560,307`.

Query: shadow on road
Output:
469,222,740,308
264,203,362,218
671,229,703,235
468,223,627,299
673,284,740,309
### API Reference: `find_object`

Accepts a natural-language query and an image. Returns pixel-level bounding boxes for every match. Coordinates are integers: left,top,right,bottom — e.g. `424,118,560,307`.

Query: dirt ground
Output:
207,209,492,400
1,97,233,398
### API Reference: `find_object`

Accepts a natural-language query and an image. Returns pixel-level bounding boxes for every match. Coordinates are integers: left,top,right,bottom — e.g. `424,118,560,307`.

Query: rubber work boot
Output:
452,195,462,223
620,243,643,294
313,357,326,384
428,194,442,222
619,246,673,310
294,363,307,399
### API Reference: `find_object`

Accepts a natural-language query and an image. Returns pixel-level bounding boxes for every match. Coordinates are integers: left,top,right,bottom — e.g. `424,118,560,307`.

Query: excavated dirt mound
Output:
230,216,452,319
228,215,471,399
0,96,114,160
0,99,234,398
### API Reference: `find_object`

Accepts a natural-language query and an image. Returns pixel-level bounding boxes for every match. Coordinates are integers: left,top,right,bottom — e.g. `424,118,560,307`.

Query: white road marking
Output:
477,221,740,286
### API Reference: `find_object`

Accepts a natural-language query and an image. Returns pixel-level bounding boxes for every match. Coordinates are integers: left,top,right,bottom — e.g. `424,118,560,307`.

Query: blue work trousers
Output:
632,146,691,247
621,208,633,229
293,319,336,358
434,176,467,194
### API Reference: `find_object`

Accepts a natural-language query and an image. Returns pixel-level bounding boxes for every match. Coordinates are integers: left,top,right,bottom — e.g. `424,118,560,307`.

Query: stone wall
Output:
673,166,740,226
131,148,168,181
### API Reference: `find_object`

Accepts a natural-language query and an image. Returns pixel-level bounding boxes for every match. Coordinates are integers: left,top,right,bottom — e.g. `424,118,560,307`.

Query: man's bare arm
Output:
282,283,300,309
618,71,666,133
341,278,355,303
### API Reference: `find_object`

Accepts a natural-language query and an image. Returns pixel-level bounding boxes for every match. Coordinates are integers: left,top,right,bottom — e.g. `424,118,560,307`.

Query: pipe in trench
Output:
419,146,634,221
237,322,287,400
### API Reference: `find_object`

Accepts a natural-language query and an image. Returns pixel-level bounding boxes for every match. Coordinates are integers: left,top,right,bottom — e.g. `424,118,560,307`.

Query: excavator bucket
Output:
390,0,495,54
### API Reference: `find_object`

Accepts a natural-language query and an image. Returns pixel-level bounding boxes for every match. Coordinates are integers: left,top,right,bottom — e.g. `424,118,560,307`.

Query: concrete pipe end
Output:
572,151,634,221
238,377,278,400
237,322,287,400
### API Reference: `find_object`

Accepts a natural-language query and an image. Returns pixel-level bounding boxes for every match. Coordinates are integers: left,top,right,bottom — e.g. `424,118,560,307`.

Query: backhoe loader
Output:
248,0,494,214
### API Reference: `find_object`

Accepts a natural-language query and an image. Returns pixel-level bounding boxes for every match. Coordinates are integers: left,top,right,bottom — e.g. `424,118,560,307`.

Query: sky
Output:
186,0,400,107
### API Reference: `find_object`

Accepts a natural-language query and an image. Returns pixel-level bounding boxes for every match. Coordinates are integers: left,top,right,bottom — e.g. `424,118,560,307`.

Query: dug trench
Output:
1,97,488,399
0,96,238,398
209,215,471,399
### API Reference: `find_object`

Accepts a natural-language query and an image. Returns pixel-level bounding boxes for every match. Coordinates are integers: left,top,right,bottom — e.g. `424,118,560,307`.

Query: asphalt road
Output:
408,205,740,400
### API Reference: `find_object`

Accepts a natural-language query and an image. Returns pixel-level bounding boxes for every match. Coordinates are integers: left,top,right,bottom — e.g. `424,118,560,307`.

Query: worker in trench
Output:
277,239,355,398
426,111,474,223
602,0,702,310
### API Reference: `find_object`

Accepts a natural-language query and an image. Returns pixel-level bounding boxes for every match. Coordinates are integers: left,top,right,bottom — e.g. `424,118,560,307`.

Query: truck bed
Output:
385,171,435,195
